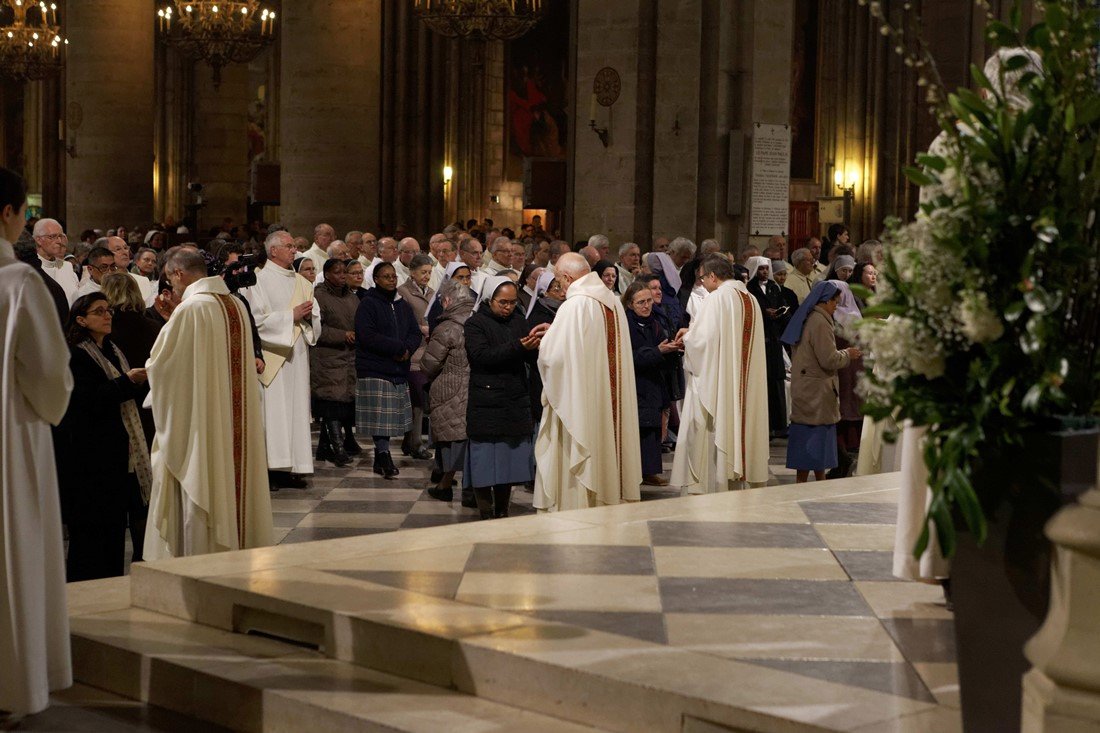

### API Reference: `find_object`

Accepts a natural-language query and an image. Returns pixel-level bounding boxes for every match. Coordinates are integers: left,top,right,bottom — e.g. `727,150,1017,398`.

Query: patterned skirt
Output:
356,378,412,437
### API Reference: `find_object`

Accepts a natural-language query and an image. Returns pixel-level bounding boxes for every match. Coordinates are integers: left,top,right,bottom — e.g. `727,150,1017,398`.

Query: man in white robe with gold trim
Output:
534,253,642,511
143,248,272,560
672,254,770,493
243,231,320,487
0,182,74,719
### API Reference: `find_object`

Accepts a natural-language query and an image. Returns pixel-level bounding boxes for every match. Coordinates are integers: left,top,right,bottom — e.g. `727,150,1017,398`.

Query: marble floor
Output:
64,447,960,733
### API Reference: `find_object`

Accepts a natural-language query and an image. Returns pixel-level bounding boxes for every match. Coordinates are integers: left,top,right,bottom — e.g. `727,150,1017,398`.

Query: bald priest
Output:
534,253,642,511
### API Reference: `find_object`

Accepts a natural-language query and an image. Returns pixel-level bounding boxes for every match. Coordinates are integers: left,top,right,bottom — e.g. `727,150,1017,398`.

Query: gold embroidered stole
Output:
258,273,311,387
212,293,249,547
737,290,755,471
602,305,624,490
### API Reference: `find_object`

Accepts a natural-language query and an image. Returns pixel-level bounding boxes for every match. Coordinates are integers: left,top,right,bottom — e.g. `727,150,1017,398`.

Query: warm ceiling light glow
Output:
443,165,454,185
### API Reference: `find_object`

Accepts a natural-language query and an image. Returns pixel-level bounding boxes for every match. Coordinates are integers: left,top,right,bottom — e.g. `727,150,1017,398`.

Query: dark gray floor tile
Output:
465,543,656,575
833,551,898,581
881,618,957,664
525,610,668,645
272,512,307,529
313,500,418,513
648,521,823,548
326,570,465,599
279,527,391,543
800,502,898,525
400,513,480,529
746,659,936,703
270,486,334,500
337,478,430,489
658,578,873,616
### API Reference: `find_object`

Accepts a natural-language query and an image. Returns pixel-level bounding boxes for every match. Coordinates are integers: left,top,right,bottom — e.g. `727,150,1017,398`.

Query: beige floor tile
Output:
913,662,960,708
497,521,654,546
654,547,847,580
814,488,901,504
323,488,425,501
659,502,811,524
307,543,474,573
814,523,897,551
67,575,131,617
296,512,407,529
665,613,904,662
853,704,962,732
271,527,292,544
455,572,662,612
268,499,322,513
855,581,953,620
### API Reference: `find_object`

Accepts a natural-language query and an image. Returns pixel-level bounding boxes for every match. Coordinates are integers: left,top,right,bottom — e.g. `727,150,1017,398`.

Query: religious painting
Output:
790,0,820,181
505,0,570,180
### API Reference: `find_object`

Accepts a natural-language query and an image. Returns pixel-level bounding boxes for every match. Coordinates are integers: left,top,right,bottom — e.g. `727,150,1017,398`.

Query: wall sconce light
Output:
443,165,453,186
834,165,858,221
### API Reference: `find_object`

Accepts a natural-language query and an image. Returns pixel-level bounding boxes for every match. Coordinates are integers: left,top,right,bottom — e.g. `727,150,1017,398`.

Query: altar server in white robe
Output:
672,254,770,493
0,169,74,719
535,253,642,511
243,230,320,486
33,218,79,303
143,247,273,560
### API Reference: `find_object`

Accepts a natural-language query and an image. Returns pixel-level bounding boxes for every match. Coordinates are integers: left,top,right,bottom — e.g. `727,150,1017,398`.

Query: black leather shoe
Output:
324,419,353,467
376,451,399,479
427,487,453,502
342,422,362,455
460,489,477,509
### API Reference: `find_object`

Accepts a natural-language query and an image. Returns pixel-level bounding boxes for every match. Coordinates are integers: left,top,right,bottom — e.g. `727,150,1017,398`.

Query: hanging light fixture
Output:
412,0,544,41
0,0,66,83
157,1,276,88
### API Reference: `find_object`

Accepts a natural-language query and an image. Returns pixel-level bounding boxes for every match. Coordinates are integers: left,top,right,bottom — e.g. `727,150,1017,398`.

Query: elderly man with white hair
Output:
373,236,402,285
241,230,321,489
345,231,364,261
615,242,641,291
317,240,350,284
588,234,611,262
787,248,818,304
395,237,420,283
33,218,79,303
534,252,641,512
428,239,458,291
304,223,335,273
481,236,514,276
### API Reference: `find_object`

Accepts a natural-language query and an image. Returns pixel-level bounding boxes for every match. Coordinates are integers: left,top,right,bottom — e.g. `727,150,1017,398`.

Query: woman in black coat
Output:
746,257,789,438
525,271,564,424
464,277,543,519
57,294,150,580
622,281,679,485
354,262,423,478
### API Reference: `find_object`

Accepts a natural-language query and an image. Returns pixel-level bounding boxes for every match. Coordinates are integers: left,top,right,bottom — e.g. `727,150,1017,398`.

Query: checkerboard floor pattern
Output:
271,433,800,545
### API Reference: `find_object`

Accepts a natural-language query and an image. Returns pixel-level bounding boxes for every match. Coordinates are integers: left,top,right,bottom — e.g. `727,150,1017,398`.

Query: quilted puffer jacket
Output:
419,298,473,442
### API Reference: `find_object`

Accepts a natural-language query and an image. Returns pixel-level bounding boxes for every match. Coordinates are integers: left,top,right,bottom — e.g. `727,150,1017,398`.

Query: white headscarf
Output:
645,251,682,292
425,261,471,313
525,270,557,318
745,256,772,281
475,275,515,311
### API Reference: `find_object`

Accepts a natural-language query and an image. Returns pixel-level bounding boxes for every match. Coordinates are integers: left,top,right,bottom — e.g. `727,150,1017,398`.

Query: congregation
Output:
1,159,897,722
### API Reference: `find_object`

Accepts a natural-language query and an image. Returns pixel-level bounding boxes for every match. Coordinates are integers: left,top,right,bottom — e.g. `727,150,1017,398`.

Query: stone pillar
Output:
65,0,154,234
1022,485,1100,731
193,63,249,233
279,0,381,238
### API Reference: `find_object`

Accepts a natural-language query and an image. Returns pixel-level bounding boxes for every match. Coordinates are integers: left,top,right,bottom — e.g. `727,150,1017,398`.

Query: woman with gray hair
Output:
421,278,475,505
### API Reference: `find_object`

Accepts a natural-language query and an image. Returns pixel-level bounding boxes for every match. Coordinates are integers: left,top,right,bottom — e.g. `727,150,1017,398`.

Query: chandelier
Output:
0,0,66,83
413,0,544,41
157,1,276,88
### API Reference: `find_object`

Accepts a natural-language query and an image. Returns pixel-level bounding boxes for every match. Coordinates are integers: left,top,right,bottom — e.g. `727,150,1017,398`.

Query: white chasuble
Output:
0,238,74,715
534,271,642,511
143,276,273,561
672,279,770,493
38,255,79,304
243,264,319,474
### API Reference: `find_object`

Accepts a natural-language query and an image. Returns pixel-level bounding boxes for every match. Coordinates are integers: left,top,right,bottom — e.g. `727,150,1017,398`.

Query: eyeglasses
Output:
88,262,121,273
36,233,66,241
85,306,115,317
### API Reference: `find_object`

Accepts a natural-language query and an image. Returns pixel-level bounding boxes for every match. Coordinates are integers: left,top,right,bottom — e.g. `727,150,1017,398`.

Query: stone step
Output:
70,605,609,733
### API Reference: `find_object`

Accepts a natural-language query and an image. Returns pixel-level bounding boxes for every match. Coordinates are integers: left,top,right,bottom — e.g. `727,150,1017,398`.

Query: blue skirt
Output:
463,436,534,488
786,423,838,472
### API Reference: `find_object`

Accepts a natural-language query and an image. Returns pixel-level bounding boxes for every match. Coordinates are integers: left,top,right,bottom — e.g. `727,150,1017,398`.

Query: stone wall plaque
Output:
749,122,791,236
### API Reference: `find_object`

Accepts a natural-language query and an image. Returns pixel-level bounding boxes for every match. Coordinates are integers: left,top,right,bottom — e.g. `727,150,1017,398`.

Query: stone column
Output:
193,63,249,233
1022,485,1100,731
279,0,381,239
65,0,154,234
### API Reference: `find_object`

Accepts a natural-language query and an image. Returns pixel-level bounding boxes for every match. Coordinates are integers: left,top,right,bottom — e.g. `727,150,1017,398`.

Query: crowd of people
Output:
1,162,890,718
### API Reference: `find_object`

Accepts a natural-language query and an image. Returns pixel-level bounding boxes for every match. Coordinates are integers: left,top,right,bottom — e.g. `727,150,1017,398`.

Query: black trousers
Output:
127,474,148,564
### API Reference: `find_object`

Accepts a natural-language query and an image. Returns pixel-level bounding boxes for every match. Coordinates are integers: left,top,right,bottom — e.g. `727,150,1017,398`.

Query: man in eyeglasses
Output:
33,218,78,304
72,245,117,301
105,234,156,307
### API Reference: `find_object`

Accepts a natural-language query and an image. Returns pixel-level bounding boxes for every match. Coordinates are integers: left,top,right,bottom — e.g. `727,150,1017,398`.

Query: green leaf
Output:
862,303,908,318
1065,103,1076,132
986,20,1020,46
916,153,948,173
904,166,937,188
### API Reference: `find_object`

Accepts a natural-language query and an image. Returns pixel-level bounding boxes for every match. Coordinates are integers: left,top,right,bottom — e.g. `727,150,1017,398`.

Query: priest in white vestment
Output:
394,237,419,285
428,240,458,291
534,253,642,511
0,178,75,718
303,222,335,273
672,254,770,493
243,231,320,486
143,247,272,560
33,218,79,303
